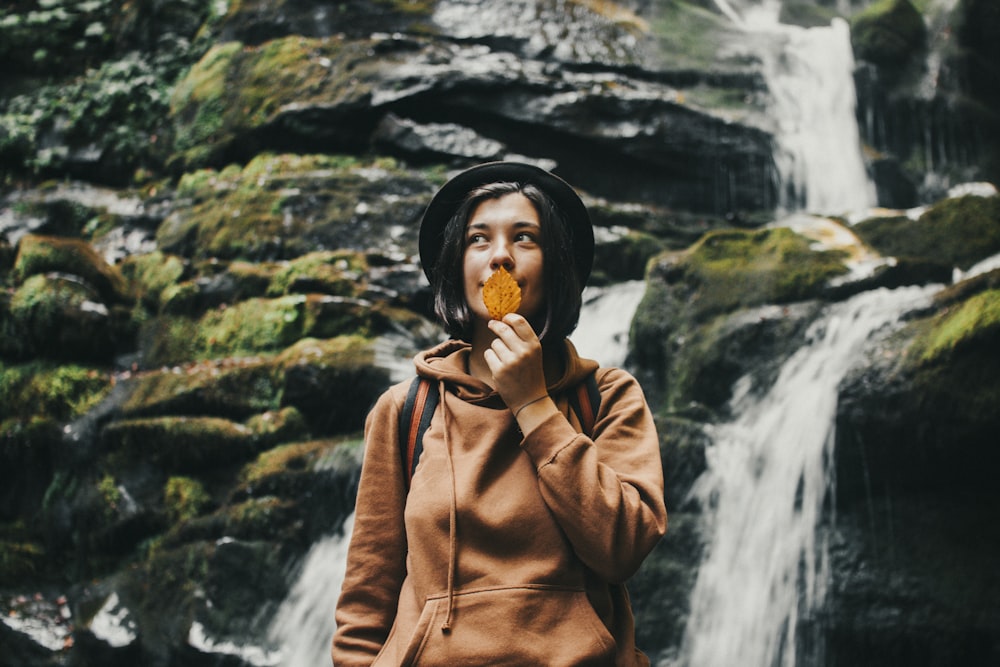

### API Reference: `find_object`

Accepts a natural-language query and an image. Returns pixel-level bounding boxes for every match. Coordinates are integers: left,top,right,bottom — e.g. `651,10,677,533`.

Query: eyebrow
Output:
466,220,541,231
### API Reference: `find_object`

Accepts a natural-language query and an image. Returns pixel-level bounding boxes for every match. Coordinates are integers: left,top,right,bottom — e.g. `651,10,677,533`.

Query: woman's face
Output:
463,192,545,324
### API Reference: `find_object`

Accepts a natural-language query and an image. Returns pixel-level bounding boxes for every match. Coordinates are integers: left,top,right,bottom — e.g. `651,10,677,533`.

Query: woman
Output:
332,162,666,666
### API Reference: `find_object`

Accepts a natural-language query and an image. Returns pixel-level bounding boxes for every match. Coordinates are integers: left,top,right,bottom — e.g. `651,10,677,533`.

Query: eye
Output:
515,231,537,243
467,232,488,245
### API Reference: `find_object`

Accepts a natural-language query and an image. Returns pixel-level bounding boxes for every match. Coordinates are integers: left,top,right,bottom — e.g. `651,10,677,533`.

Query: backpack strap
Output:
399,372,601,487
568,371,602,436
399,377,439,487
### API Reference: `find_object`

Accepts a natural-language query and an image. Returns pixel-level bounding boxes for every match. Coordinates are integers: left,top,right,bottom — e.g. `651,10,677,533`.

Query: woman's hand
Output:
484,314,549,415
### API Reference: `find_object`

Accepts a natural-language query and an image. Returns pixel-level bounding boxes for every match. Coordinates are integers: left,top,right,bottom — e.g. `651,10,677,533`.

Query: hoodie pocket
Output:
410,585,616,666
372,596,441,667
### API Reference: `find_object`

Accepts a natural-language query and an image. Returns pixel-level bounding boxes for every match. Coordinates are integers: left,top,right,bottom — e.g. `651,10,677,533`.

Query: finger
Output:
500,313,537,340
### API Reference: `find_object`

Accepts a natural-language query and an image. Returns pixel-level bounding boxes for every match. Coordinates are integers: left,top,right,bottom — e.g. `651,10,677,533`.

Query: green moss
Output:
164,476,212,524
96,474,122,521
851,0,927,71
14,234,127,300
168,41,242,164
143,293,376,365
8,273,120,361
912,289,1000,363
276,334,376,370
0,361,112,425
854,195,1000,270
240,440,335,486
119,251,187,309
681,227,848,320
648,0,734,70
245,407,308,445
120,359,281,420
267,251,367,297
169,36,379,168
160,153,388,260
223,496,295,538
101,416,257,472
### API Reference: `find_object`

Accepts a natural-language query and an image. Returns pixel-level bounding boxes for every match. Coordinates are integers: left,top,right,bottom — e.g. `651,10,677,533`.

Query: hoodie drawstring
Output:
438,379,458,633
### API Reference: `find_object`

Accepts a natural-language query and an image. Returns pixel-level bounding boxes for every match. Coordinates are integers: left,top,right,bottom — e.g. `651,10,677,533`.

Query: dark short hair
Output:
431,182,583,343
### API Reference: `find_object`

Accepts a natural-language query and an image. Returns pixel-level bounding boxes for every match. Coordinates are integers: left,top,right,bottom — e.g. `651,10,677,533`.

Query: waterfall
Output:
267,514,355,667
715,0,876,214
677,285,938,667
264,280,645,664
572,280,647,367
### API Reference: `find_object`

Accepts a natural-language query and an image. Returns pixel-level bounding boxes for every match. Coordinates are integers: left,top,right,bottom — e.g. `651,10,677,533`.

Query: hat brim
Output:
418,161,594,285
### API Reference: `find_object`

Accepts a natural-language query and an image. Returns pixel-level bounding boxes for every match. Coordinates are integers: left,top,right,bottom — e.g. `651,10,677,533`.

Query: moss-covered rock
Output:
665,227,848,322
164,476,212,524
853,194,1000,271
167,36,395,169
13,234,128,301
851,0,927,81
120,358,281,421
632,227,846,411
8,273,120,362
0,361,112,426
277,336,391,434
100,416,259,473
140,293,378,366
910,288,1000,364
119,250,188,311
157,153,432,262
217,0,436,46
266,250,367,297
592,228,666,284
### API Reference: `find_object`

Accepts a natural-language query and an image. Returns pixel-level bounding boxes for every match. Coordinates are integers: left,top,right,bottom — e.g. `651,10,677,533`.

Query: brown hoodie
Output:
332,338,666,666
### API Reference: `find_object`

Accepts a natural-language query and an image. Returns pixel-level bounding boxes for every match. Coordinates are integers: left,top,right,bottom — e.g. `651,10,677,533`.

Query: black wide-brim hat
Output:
418,161,594,285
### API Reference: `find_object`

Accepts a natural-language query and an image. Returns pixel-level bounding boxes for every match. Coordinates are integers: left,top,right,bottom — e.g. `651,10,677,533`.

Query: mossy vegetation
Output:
910,288,1000,364
0,361,112,431
119,250,188,309
647,0,734,70
266,251,367,297
854,195,1000,270
850,0,928,76
164,476,212,524
14,234,128,301
141,293,376,365
101,416,257,472
168,36,388,169
676,227,848,321
157,152,422,262
240,440,337,486
119,359,281,420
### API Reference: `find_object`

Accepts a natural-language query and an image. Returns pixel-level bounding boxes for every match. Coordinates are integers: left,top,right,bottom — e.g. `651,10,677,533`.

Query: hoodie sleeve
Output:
520,367,667,584
331,386,408,666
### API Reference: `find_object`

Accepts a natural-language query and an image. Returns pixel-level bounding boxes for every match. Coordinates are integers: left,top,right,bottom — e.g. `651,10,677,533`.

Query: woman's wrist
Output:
513,394,548,418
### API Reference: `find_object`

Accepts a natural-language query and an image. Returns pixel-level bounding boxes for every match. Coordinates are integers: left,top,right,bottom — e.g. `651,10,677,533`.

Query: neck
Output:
467,322,497,386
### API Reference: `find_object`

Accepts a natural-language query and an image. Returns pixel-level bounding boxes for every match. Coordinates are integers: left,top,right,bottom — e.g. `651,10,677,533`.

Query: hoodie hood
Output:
413,338,600,403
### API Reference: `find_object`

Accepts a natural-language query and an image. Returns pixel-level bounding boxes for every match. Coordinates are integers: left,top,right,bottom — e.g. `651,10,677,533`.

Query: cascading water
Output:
263,280,645,665
676,285,938,667
267,514,355,667
672,3,923,666
715,0,876,214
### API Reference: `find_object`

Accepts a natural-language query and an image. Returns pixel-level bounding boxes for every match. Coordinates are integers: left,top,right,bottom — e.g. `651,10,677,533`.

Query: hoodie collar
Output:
413,338,599,402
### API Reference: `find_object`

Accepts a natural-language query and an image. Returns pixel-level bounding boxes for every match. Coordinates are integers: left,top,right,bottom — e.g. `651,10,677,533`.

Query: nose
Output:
489,240,514,271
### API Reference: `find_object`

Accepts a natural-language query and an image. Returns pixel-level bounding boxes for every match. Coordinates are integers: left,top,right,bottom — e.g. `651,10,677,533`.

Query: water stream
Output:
676,285,938,667
714,0,876,214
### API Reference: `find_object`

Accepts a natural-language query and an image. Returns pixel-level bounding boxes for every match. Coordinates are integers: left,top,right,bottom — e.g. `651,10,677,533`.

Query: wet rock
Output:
8,274,121,364
373,113,506,164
